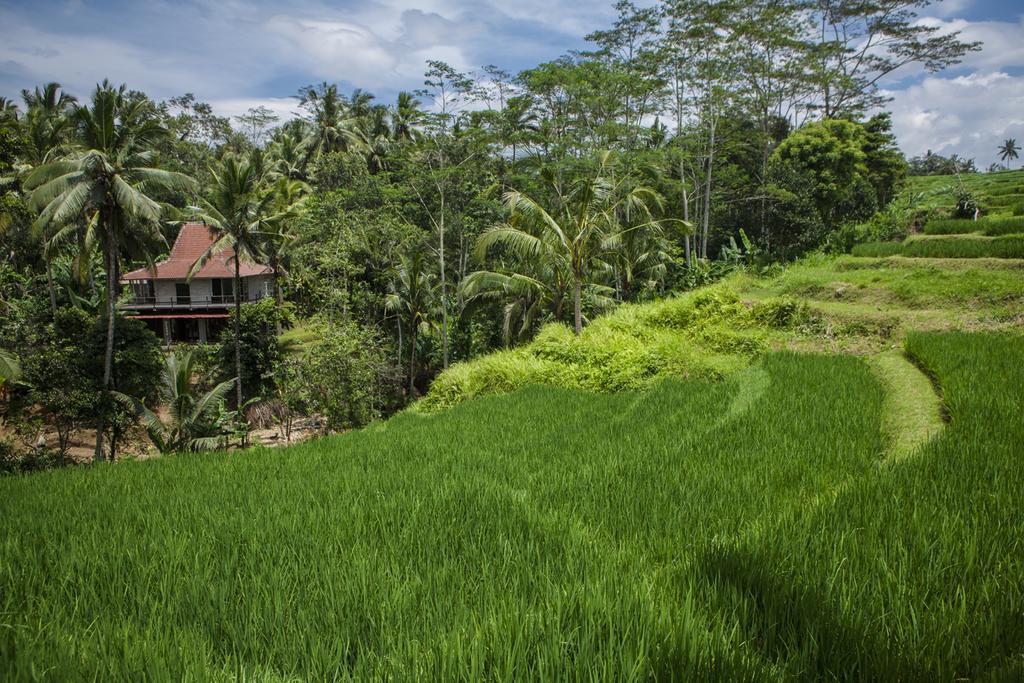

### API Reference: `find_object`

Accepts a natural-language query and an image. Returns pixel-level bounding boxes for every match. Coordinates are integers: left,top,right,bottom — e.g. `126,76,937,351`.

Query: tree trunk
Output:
273,256,283,336
702,115,716,260
573,273,582,336
439,187,449,370
234,254,243,409
408,326,417,397
681,162,691,268
94,226,116,463
46,261,57,315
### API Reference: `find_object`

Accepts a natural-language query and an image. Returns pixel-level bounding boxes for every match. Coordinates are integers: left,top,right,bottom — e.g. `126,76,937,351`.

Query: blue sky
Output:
1,0,1021,167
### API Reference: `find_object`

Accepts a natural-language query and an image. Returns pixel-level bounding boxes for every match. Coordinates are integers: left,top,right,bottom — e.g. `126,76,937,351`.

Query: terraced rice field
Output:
906,168,1024,214
2,245,1023,679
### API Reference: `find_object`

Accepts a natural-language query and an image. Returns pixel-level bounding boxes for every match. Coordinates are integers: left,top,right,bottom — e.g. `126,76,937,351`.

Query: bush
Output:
219,298,284,404
418,285,759,412
302,320,399,431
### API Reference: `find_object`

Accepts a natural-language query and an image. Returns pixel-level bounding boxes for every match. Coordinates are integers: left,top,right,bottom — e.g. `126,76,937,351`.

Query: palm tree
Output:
268,124,312,180
385,249,437,396
475,151,665,335
27,81,194,461
189,154,282,407
501,96,539,165
264,176,310,334
0,98,18,122
299,82,358,160
11,83,77,314
998,139,1019,168
124,348,236,453
391,92,423,142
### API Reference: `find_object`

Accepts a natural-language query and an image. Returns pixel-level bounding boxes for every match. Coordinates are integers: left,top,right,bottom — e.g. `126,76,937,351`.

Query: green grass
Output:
2,333,1022,679
866,350,944,461
852,235,1024,258
702,332,1024,680
922,216,1024,236
850,241,904,257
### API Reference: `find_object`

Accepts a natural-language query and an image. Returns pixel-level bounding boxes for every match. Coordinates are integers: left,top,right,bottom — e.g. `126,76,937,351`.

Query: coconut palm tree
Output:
998,139,1019,168
188,154,287,407
385,249,437,396
0,98,18,122
299,82,359,160
124,348,236,453
474,151,665,335
27,81,194,461
264,176,310,334
391,91,423,142
268,123,312,180
501,96,539,165
9,83,78,313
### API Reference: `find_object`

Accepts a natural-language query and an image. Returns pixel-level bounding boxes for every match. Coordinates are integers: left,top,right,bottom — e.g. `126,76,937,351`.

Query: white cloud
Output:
205,97,302,122
885,71,1024,168
264,16,403,84
916,16,1024,71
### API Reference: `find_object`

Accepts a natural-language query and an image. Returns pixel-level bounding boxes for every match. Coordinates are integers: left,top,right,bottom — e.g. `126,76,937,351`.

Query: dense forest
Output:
0,0,981,466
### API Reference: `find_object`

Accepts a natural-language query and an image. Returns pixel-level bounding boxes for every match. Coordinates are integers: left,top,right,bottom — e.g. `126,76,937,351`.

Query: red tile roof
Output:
121,223,272,281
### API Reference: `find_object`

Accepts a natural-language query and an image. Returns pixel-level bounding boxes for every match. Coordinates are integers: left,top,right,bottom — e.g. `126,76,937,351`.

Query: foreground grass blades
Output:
2,332,1022,679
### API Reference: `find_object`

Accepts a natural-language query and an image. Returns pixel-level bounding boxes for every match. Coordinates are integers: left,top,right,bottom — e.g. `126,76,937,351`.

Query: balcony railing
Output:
120,292,268,309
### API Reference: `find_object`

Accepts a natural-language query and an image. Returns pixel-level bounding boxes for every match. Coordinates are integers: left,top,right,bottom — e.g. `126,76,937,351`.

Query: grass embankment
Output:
852,234,1024,258
1,332,1021,679
922,216,1024,235
420,255,1024,409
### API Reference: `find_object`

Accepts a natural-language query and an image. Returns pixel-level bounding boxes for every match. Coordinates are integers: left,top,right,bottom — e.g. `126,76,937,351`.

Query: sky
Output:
0,0,1021,168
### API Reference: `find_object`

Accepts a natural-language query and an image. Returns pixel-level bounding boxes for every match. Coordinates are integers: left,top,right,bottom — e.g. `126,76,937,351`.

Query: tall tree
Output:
27,81,194,461
475,152,664,335
189,154,281,407
810,0,981,117
998,139,1019,167
385,248,437,396
264,176,310,334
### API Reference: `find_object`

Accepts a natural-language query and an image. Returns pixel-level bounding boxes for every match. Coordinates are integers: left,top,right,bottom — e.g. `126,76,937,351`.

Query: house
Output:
120,223,274,345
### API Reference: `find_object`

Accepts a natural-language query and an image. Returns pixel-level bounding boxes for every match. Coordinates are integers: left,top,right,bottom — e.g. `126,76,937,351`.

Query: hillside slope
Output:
419,254,1024,410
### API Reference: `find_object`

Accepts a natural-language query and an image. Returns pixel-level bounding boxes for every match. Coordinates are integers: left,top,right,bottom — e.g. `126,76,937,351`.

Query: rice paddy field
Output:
906,168,1024,214
2,253,1024,680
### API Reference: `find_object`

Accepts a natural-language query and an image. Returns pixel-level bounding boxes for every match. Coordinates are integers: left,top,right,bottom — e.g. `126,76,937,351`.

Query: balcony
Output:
120,292,268,310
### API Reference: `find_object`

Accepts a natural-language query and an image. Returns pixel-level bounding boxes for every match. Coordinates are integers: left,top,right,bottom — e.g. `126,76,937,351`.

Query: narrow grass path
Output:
867,350,945,461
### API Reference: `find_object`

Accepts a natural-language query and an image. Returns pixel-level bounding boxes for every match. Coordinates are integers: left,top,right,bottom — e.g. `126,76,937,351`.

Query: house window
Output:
175,283,191,305
131,280,154,303
212,278,233,303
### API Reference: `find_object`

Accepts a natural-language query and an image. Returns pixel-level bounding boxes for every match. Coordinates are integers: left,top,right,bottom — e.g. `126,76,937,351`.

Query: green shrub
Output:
418,285,760,411
302,320,399,431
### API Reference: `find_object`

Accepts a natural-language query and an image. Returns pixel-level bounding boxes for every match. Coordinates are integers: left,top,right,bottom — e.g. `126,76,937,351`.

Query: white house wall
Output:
149,277,270,304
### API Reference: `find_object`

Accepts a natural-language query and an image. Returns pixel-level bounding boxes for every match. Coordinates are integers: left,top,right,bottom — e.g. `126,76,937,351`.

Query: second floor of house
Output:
122,275,274,310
